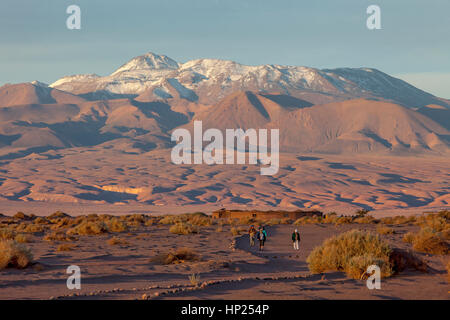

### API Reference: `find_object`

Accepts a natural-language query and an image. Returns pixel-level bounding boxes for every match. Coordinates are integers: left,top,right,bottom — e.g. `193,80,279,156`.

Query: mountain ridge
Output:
48,52,450,109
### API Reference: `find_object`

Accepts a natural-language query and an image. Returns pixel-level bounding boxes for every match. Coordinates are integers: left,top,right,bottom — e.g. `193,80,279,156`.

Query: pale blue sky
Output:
1,0,449,97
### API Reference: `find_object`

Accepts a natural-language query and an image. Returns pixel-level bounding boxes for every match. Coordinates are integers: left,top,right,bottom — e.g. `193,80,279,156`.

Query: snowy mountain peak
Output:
111,52,179,75
48,51,449,109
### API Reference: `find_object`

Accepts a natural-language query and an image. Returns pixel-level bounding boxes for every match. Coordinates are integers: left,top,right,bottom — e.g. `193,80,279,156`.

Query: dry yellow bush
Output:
43,231,77,242
33,217,50,224
14,233,31,243
307,230,393,279
402,232,415,244
188,214,212,226
411,229,449,255
294,216,321,225
107,236,129,246
67,221,108,236
47,211,71,219
377,226,395,235
13,212,30,220
335,216,354,225
0,228,15,240
16,223,45,233
381,216,415,225
353,215,377,224
159,215,183,225
106,218,128,233
57,244,76,252
0,240,33,269
169,222,198,235
151,247,200,265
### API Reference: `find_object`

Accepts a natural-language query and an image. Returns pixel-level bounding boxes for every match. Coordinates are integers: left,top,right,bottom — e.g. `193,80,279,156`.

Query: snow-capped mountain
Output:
50,52,449,108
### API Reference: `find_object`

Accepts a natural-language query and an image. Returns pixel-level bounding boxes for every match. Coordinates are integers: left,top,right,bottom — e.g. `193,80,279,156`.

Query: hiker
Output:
248,225,256,246
257,227,267,251
292,229,300,250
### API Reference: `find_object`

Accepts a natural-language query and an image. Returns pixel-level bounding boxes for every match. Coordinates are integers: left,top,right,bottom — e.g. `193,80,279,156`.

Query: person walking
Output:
257,227,267,251
248,225,256,246
292,229,300,250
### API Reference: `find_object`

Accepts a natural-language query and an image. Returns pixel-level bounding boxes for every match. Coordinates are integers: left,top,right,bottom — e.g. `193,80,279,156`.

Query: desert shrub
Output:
0,240,33,269
216,226,223,232
126,214,146,223
264,218,291,226
306,230,393,279
13,212,30,220
169,222,198,235
189,273,201,287
67,221,108,236
106,218,128,233
159,215,184,225
238,216,256,225
377,226,395,235
50,217,76,230
402,232,415,244
19,223,46,233
355,209,370,217
151,248,200,265
188,215,212,226
345,255,389,279
294,216,321,225
144,219,155,226
48,211,71,219
57,244,75,252
107,236,129,246
14,233,31,243
34,217,50,224
335,216,354,225
437,210,450,219
321,213,338,224
44,231,78,242
411,228,449,255
416,214,449,233
353,215,378,224
380,215,416,225
0,228,15,240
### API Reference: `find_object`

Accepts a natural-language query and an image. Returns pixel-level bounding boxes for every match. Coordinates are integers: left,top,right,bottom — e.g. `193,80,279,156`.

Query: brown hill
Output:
0,83,85,107
192,93,450,154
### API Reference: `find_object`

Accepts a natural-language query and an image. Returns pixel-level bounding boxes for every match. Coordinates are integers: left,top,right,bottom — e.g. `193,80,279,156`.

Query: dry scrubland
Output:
0,210,449,299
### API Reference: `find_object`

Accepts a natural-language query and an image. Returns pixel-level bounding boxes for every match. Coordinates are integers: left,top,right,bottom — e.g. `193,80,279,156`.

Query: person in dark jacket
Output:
257,227,267,251
292,229,300,250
